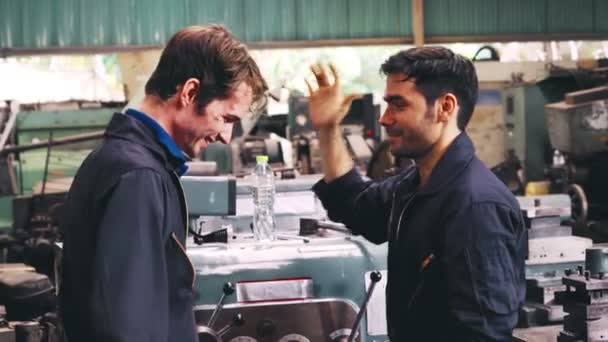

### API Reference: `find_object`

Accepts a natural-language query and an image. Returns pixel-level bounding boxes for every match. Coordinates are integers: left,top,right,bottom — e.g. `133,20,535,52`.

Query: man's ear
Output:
179,78,200,108
438,93,457,123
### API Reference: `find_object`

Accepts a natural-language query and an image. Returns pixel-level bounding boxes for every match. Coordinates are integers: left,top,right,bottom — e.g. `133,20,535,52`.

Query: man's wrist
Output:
319,124,340,135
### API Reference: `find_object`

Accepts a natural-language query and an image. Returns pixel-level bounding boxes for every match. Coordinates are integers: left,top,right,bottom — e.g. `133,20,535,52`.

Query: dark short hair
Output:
145,25,268,113
380,46,478,130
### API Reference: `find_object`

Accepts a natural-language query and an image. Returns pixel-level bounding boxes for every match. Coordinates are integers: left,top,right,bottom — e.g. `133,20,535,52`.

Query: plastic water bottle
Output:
252,155,275,241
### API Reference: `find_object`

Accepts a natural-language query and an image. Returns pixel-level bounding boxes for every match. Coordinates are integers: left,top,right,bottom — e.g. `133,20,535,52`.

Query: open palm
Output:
307,64,360,129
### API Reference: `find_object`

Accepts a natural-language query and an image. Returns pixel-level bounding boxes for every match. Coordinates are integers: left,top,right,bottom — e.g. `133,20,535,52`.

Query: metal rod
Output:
0,105,18,150
216,323,232,337
40,131,53,196
348,271,382,342
0,131,104,156
316,221,351,234
217,314,244,337
207,294,226,328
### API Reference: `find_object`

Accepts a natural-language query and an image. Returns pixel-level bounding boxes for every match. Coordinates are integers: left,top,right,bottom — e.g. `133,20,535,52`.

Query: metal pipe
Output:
0,131,104,156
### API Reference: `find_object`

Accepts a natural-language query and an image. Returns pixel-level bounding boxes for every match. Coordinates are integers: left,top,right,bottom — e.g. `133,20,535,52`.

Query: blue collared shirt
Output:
125,108,188,176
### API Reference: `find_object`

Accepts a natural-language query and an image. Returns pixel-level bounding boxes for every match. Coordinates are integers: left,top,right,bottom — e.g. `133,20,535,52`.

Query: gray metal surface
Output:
564,315,608,341
195,299,360,342
0,327,15,342
586,246,608,276
517,194,572,216
527,236,592,265
528,225,572,239
181,176,236,216
513,325,563,342
565,301,608,321
563,275,608,292
188,235,388,341
546,100,608,156
235,278,314,303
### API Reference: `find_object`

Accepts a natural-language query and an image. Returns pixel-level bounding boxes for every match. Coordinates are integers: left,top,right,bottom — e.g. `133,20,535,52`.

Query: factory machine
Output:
181,174,388,342
0,97,605,341
183,174,605,341
1,167,608,341
545,84,608,227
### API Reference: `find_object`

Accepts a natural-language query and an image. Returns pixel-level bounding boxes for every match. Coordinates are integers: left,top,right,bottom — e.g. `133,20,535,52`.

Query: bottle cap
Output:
256,155,269,163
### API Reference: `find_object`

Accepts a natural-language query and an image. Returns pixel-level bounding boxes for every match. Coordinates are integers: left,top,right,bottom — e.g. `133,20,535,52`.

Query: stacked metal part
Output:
519,195,593,327
558,246,608,341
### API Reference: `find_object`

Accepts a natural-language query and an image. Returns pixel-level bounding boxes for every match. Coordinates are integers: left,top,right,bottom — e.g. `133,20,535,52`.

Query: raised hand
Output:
306,63,361,130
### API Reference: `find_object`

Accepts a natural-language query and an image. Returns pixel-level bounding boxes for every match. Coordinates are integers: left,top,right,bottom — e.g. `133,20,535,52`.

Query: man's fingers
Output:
314,64,330,87
329,64,340,86
304,79,314,96
342,94,364,110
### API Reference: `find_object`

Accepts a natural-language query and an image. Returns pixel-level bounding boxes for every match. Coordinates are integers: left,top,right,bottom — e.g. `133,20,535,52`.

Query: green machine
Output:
503,84,552,182
0,105,119,230
182,175,389,342
14,107,116,193
502,75,585,183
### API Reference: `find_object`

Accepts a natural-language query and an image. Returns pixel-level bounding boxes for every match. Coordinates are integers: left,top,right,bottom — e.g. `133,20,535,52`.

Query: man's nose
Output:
217,123,234,144
378,110,393,127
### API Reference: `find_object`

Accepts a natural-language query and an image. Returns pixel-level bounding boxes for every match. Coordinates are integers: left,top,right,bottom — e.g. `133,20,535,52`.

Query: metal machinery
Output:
0,103,120,342
184,175,606,342
0,95,605,341
182,175,388,342
0,166,606,341
288,94,380,175
557,245,608,342
545,85,608,228
502,67,608,232
519,195,592,329
503,84,555,183
201,93,380,178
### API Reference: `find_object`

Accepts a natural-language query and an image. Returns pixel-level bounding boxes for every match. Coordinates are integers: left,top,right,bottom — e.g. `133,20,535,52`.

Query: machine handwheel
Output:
568,183,588,226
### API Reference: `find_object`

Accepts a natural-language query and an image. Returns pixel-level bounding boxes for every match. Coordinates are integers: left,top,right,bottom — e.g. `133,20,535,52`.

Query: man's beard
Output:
387,108,436,159
389,135,434,159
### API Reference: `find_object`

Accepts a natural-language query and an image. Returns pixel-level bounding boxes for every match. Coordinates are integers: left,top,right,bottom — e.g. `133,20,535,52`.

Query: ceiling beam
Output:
412,0,425,47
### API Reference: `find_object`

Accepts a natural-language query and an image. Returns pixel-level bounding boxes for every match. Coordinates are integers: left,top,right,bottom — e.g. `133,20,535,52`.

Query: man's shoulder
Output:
91,138,163,171
445,157,520,213
74,138,167,193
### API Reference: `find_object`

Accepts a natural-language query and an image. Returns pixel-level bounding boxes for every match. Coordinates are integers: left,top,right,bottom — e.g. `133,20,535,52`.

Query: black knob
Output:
534,198,541,207
370,271,382,283
585,271,591,281
256,319,276,337
233,314,245,327
223,282,235,296
565,269,572,276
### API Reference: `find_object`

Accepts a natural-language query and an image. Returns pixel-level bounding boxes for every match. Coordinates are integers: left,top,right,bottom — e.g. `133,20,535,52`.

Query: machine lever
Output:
216,314,245,337
207,282,235,328
299,218,351,236
347,271,382,342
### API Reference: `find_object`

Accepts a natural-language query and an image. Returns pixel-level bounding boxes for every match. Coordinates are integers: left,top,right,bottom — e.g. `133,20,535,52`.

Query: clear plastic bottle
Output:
252,155,275,241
